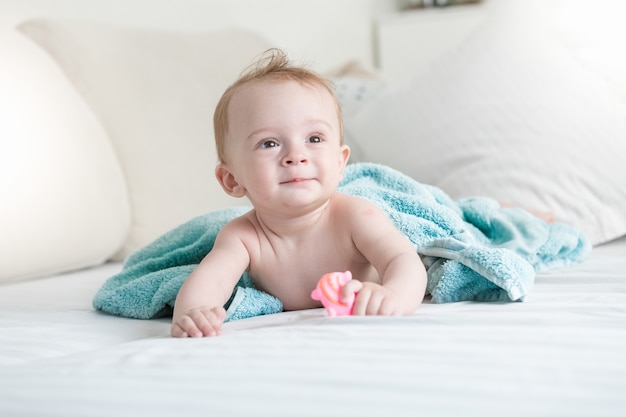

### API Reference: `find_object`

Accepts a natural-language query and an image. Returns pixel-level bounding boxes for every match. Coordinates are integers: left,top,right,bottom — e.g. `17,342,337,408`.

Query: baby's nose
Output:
283,155,309,165
282,145,309,165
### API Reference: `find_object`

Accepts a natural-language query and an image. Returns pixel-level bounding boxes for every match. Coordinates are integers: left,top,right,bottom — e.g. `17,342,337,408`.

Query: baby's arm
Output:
343,200,427,316
171,222,250,337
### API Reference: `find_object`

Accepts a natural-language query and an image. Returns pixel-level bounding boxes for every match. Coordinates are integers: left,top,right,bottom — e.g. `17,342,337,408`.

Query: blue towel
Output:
93,162,590,321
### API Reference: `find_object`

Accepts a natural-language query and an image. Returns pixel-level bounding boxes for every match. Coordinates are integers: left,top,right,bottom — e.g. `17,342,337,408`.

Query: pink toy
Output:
311,271,355,316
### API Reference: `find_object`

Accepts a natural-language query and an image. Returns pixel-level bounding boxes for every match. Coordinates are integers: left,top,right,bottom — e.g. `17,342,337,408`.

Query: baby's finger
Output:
170,323,189,338
192,309,223,337
212,306,227,322
376,298,399,316
351,286,372,316
206,308,226,336
175,315,204,338
341,279,362,303
364,291,385,315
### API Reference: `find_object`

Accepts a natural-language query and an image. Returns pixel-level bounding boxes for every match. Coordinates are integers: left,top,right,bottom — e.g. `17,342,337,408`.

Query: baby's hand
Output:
171,305,226,338
341,280,403,316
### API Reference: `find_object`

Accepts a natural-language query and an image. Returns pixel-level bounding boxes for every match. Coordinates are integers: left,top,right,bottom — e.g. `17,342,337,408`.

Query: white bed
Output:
2,0,626,416
1,237,625,416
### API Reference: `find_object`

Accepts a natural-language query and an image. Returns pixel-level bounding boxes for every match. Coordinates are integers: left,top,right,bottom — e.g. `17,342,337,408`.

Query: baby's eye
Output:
307,136,322,143
260,140,279,149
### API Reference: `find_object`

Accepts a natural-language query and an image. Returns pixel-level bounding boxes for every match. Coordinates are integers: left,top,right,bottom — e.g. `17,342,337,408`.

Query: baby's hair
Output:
213,48,343,163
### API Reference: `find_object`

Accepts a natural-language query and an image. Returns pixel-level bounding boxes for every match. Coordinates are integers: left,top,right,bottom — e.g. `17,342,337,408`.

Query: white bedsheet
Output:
1,237,625,417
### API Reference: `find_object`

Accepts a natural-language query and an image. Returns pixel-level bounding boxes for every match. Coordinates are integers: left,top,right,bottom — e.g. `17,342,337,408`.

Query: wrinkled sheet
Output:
0,237,625,417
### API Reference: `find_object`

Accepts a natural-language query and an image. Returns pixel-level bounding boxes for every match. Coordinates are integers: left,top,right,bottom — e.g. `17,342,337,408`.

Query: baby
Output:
171,49,427,337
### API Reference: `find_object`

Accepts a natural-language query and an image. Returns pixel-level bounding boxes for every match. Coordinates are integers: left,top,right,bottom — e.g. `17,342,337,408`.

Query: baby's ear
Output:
339,144,351,175
215,164,246,198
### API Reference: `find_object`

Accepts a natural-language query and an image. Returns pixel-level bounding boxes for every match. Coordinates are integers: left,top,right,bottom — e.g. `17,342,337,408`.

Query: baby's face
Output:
221,80,349,213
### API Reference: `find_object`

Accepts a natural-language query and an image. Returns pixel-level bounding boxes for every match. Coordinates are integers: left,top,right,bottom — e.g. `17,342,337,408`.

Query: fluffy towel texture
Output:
92,206,282,320
93,163,590,320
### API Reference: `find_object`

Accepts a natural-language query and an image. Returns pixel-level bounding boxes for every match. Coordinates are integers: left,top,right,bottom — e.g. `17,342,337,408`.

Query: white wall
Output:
0,0,398,72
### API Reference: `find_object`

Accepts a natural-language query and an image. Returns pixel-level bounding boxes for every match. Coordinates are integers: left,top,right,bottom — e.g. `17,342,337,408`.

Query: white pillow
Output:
333,76,385,163
345,0,626,245
326,60,386,163
548,0,626,106
19,20,272,259
0,29,130,283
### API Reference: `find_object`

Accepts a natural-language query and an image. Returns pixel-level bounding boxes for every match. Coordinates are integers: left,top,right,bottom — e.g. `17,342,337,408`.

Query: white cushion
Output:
18,20,272,259
0,29,130,283
333,76,385,163
548,0,626,106
345,0,626,245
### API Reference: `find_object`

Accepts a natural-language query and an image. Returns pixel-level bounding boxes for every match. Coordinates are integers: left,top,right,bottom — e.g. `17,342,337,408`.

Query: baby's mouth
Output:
281,177,312,184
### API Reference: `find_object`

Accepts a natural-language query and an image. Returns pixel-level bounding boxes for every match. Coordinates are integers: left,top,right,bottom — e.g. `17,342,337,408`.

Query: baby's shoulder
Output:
332,193,385,219
218,210,258,238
